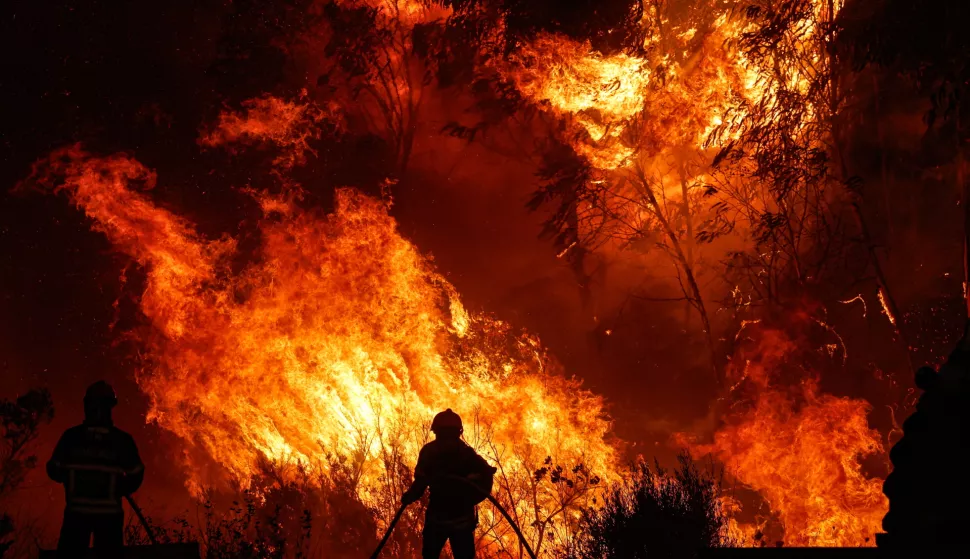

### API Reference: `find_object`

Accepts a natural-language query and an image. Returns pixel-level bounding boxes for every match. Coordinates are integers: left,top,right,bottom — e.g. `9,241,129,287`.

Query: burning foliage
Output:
199,94,339,171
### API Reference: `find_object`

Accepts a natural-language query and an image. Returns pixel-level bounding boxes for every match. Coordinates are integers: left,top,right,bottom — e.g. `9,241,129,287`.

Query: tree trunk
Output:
958,101,970,322
634,167,719,379
873,73,894,250
680,163,695,329
829,75,912,371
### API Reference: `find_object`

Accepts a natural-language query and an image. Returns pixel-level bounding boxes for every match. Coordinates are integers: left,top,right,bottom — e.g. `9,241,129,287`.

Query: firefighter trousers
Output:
56,510,123,558
422,519,475,559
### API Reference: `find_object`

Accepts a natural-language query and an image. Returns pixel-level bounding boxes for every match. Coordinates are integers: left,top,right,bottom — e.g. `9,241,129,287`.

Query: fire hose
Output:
370,475,537,559
124,494,158,546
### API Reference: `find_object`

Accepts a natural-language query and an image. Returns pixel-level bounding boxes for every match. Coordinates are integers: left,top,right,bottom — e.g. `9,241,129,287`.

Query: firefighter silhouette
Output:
402,409,496,559
882,337,970,547
47,381,144,556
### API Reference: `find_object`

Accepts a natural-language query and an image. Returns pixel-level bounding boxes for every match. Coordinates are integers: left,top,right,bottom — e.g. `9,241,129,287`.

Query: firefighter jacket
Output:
407,438,496,528
46,422,144,515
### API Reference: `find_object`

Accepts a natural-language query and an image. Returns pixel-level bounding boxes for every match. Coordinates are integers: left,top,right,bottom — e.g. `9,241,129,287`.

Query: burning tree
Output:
453,0,896,546
707,0,911,360
848,0,970,317
498,0,906,377
493,0,754,376
310,0,458,173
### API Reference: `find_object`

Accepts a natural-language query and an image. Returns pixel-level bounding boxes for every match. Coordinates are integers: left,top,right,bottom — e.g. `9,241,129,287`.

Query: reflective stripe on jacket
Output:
47,424,144,514
411,438,495,522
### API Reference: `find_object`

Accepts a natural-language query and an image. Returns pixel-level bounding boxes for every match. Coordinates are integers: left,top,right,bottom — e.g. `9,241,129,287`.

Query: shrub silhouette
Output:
564,453,734,559
0,389,54,558
123,458,386,558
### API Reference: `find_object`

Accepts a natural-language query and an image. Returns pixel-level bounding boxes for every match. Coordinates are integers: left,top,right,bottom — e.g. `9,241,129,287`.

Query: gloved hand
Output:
401,486,424,506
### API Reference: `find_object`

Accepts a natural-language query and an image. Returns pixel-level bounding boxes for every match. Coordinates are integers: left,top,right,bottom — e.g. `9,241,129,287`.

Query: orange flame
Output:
199,94,336,169
507,33,650,169
698,322,887,546
709,383,887,546
502,11,759,172
877,288,897,327
344,0,452,27
32,144,619,554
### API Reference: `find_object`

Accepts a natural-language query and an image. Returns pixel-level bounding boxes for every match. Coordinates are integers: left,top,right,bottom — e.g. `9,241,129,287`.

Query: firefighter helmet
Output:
84,381,118,408
431,408,462,432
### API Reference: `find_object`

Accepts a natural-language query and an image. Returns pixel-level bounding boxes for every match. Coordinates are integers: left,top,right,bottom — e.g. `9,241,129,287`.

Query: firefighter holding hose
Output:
47,381,144,556
402,409,496,559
